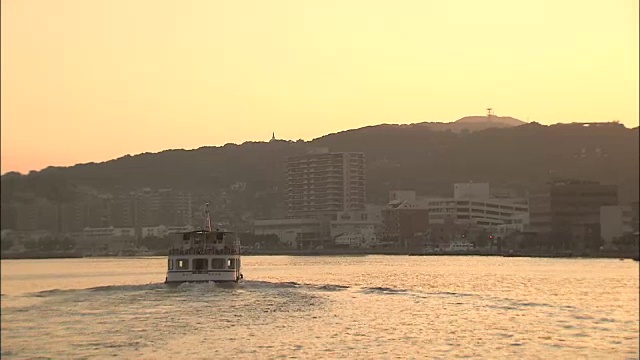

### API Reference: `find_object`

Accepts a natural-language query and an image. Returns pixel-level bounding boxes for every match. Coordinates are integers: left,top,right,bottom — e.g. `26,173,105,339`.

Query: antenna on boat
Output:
204,202,212,232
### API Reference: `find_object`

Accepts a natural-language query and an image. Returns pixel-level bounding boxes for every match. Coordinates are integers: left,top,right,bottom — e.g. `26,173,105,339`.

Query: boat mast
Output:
202,202,212,249
204,202,212,232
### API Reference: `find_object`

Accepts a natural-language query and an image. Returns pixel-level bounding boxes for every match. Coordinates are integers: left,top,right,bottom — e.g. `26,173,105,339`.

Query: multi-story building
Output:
110,194,136,228
135,189,160,227
382,200,430,244
15,202,40,231
285,150,365,219
85,195,112,228
600,205,634,248
329,205,384,247
253,207,383,250
156,189,192,226
141,225,168,239
139,225,194,239
453,182,490,199
424,217,479,248
382,184,529,248
166,225,195,235
254,149,368,249
529,179,618,249
1,204,17,230
13,199,59,232
77,226,136,255
59,201,88,233
253,218,325,249
134,189,192,227
426,197,528,227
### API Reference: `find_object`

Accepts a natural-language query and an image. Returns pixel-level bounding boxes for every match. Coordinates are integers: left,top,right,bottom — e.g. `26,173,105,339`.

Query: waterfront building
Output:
286,150,365,218
382,183,529,248
529,179,617,249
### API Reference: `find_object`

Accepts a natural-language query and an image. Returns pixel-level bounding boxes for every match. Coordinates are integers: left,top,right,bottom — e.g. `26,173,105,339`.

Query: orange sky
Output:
1,0,638,174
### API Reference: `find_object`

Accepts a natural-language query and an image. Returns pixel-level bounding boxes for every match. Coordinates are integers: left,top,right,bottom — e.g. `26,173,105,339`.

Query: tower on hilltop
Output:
486,108,494,121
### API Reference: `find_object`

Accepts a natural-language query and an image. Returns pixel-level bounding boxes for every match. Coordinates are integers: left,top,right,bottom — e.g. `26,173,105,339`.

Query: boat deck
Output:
168,247,240,255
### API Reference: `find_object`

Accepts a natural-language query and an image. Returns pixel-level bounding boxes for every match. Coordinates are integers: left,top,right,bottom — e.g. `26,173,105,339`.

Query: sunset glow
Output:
1,0,638,174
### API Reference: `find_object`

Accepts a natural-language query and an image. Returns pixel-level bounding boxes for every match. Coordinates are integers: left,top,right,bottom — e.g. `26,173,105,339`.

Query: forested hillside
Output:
2,121,638,214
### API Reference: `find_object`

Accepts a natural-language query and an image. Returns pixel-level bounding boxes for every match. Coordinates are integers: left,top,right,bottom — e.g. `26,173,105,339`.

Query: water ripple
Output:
1,256,637,359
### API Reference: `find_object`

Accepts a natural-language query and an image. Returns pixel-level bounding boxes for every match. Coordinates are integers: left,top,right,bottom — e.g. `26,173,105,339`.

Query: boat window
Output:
211,258,225,269
193,258,208,271
176,259,189,270
216,232,224,241
168,259,173,270
228,259,236,269
194,233,206,245
182,233,191,241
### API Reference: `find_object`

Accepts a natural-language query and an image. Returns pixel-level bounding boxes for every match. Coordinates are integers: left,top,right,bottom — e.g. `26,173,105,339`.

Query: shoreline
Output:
1,249,638,261
1,252,84,260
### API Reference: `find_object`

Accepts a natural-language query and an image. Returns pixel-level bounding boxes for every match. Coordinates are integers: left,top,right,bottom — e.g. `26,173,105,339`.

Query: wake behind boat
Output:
165,203,243,284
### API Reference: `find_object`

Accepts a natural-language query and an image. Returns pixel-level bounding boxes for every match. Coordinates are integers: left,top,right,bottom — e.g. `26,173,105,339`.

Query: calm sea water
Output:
1,256,638,359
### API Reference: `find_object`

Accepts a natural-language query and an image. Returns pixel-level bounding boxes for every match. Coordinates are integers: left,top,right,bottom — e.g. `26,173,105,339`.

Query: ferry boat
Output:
165,204,243,284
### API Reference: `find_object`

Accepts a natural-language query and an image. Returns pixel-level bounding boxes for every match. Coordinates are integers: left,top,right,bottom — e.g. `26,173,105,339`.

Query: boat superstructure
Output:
165,204,243,284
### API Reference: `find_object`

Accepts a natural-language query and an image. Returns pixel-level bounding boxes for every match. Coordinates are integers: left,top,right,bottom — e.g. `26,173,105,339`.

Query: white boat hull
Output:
165,270,242,284
166,226,243,284
165,252,243,284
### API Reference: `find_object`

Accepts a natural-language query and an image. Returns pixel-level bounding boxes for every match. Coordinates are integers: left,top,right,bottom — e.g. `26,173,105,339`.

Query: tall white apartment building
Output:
286,150,365,219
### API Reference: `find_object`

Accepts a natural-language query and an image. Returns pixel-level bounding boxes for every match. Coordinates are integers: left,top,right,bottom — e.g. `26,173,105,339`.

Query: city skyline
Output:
2,0,638,174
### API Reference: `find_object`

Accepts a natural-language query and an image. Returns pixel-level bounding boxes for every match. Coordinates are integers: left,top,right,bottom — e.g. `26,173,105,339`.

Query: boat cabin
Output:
165,202,243,283
166,229,243,282
169,229,240,255
168,255,241,273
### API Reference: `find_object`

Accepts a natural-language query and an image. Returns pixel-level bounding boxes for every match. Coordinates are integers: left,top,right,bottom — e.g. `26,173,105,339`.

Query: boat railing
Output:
169,247,241,256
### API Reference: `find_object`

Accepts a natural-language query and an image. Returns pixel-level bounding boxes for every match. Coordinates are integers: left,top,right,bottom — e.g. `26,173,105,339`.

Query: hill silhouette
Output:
414,115,526,132
455,115,525,126
1,120,638,223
